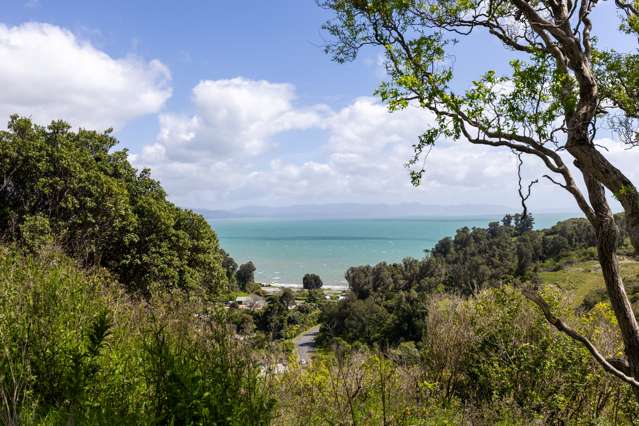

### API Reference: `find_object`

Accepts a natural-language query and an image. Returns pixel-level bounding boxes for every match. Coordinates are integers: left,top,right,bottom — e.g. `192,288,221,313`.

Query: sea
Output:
208,214,575,288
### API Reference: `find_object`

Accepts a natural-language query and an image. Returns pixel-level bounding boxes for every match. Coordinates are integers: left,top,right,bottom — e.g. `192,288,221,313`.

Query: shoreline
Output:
262,282,348,291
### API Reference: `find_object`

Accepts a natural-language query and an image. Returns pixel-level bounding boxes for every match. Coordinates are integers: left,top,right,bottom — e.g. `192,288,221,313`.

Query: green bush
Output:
0,116,229,296
18,214,53,253
423,286,639,423
0,246,275,424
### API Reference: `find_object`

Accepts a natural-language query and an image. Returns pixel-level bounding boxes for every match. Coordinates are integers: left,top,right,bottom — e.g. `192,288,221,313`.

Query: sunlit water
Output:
208,214,575,288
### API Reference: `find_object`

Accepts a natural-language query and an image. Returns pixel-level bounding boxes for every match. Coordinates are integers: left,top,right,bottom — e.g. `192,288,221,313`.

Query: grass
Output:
539,256,639,306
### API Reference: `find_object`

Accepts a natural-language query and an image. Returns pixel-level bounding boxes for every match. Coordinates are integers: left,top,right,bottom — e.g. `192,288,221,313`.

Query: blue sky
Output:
0,0,634,211
3,1,373,151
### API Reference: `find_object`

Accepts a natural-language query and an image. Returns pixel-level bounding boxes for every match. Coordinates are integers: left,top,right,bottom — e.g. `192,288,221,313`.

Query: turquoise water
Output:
208,214,575,288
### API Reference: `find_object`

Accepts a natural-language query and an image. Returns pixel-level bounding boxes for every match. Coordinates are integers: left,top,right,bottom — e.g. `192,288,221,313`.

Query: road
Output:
293,325,320,365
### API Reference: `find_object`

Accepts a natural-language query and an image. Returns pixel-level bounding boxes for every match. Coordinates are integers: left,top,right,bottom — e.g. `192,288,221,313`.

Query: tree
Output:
257,292,291,340
303,273,324,290
221,249,238,287
0,116,229,296
321,0,639,393
280,288,295,308
236,261,256,291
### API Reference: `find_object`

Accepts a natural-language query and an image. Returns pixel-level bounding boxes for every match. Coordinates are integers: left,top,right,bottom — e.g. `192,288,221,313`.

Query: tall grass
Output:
0,245,275,425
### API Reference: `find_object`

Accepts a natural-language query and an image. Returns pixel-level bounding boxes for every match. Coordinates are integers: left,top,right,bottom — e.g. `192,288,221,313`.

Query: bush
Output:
281,286,639,424
0,116,229,296
423,286,638,422
18,214,52,253
0,246,275,424
302,273,323,290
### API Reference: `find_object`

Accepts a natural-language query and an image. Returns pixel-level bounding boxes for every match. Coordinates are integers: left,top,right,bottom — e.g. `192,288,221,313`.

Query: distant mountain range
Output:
196,202,575,220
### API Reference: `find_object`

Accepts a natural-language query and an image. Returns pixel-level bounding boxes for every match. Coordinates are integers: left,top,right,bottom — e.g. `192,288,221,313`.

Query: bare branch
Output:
516,153,538,217
454,117,596,222
543,174,568,189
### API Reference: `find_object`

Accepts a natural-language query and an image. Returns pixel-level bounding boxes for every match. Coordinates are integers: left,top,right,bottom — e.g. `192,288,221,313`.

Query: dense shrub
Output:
302,273,323,290
319,215,610,347
0,245,274,424
0,116,229,295
281,286,639,424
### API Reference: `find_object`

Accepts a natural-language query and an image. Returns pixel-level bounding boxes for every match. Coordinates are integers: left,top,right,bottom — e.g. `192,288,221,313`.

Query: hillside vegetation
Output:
0,245,274,425
317,215,628,347
2,116,639,423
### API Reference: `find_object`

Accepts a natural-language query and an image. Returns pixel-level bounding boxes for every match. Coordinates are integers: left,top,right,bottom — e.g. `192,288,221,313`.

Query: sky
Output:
1,0,636,212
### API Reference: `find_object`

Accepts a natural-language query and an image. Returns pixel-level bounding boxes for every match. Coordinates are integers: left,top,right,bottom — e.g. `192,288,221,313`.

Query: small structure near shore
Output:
234,294,266,310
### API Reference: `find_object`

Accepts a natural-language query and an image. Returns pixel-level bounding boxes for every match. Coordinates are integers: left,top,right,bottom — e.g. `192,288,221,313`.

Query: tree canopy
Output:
236,261,257,291
303,273,324,290
319,215,602,346
0,116,230,296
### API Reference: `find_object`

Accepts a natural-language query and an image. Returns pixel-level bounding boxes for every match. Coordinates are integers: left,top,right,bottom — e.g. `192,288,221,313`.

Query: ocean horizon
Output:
209,213,577,288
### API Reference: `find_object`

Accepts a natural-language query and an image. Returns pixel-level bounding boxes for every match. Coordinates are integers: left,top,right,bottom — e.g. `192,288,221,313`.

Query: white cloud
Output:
135,78,639,212
0,22,171,129
137,86,537,209
136,78,327,205
144,78,323,164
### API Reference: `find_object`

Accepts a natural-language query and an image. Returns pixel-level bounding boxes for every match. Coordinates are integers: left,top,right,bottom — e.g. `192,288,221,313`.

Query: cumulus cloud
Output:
135,78,639,212
136,82,537,209
0,22,171,129
136,78,328,205
143,78,323,164
324,98,517,191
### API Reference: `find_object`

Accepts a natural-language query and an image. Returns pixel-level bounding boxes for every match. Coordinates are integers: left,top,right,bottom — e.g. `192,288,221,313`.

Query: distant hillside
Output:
198,202,529,219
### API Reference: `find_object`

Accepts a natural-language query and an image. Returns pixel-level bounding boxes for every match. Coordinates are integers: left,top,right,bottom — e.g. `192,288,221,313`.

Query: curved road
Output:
293,325,320,365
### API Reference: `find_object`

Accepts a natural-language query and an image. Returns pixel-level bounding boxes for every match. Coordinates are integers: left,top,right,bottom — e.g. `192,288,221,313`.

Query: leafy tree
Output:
320,216,605,346
0,116,229,296
280,288,295,308
303,273,324,290
321,0,639,393
221,249,239,287
306,288,325,305
236,261,256,291
501,213,534,235
319,297,392,345
18,214,53,253
257,293,290,339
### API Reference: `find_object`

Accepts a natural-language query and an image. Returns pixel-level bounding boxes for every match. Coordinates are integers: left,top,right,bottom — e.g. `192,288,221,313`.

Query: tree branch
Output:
516,153,538,217
522,288,639,388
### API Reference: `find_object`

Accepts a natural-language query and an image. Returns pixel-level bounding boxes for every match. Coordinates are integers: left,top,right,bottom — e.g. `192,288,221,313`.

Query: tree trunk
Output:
595,218,639,398
567,141,639,254
582,171,639,398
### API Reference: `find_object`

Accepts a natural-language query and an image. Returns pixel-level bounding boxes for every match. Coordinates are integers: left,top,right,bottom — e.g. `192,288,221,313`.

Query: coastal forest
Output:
3,0,639,424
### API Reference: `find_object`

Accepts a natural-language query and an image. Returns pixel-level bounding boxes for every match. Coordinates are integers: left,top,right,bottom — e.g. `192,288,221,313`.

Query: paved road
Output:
294,325,320,365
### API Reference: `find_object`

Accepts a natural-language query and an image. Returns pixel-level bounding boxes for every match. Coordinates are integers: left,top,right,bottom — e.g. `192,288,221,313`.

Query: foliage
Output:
582,279,639,316
0,245,275,425
0,116,229,296
277,286,639,424
319,0,639,397
319,215,599,347
253,289,320,341
18,214,53,253
302,273,323,290
237,261,257,291
221,248,239,288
